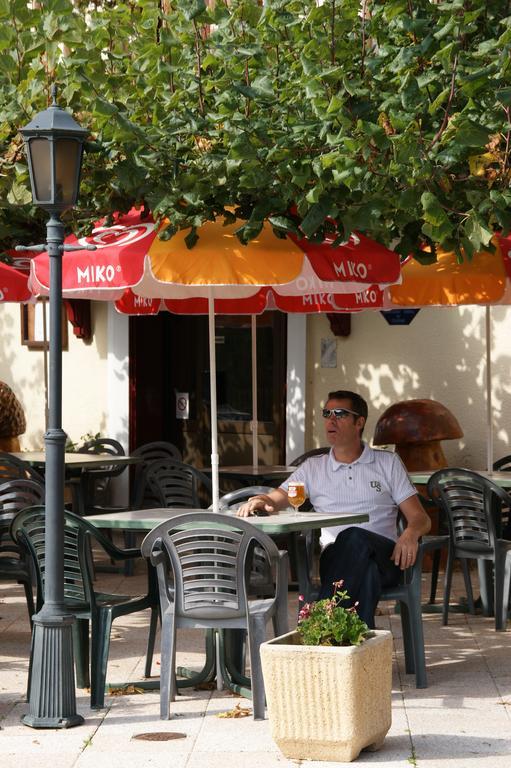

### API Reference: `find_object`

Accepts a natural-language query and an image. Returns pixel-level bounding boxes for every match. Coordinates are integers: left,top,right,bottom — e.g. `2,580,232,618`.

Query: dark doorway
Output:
129,313,287,467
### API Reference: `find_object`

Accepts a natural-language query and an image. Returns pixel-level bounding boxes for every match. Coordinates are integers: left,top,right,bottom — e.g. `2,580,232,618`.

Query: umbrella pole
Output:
208,290,219,512
251,315,258,470
485,306,493,473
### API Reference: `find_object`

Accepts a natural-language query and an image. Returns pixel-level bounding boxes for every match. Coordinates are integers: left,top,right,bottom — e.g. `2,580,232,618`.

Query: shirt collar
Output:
328,442,374,470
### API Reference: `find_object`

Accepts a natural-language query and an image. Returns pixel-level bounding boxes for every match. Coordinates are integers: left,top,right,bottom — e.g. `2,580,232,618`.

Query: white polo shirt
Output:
280,444,417,547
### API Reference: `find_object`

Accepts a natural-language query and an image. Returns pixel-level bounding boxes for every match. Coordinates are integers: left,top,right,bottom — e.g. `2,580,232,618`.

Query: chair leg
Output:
123,531,136,576
494,553,511,631
144,606,159,678
399,601,415,675
90,611,113,709
22,578,35,624
159,611,176,719
73,618,90,689
247,616,267,720
407,594,427,688
478,560,494,617
429,549,442,604
443,547,454,626
462,559,475,614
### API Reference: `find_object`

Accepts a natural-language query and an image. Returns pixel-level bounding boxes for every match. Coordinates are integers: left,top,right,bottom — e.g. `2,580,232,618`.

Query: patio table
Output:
8,450,141,471
202,464,296,486
409,469,511,488
87,506,368,696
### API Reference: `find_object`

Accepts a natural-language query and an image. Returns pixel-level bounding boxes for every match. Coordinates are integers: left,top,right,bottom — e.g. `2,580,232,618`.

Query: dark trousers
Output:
318,526,401,628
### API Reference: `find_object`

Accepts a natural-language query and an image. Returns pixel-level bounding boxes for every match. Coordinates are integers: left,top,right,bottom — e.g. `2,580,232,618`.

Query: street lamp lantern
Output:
17,85,94,729
20,84,87,211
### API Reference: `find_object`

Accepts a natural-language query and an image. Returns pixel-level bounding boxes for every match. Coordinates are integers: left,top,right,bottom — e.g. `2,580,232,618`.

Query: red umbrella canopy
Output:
30,208,401,301
0,257,32,302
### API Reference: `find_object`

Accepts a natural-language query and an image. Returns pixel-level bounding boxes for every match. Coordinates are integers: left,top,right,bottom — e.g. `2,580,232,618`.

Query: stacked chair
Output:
427,468,511,631
0,478,44,622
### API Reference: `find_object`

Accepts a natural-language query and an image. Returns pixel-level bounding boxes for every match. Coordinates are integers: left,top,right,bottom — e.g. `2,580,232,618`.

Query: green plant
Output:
0,1,510,257
297,581,369,647
65,431,101,453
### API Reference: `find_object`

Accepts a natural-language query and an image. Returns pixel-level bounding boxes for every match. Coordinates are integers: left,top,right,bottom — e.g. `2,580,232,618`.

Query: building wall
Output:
0,301,110,449
3,297,511,474
307,305,511,470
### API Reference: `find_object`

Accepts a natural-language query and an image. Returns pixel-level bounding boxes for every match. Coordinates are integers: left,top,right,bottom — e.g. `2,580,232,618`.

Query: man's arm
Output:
391,494,432,569
235,488,288,517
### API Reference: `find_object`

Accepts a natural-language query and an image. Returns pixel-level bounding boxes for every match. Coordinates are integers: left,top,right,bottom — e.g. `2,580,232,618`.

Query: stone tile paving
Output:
1,560,511,767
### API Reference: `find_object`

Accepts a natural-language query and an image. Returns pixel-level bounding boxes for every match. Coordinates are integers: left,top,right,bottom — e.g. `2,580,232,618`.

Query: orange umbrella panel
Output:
389,245,506,307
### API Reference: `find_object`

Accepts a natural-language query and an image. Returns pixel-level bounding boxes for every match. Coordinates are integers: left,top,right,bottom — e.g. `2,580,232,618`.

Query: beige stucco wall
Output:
306,305,511,470
0,302,109,449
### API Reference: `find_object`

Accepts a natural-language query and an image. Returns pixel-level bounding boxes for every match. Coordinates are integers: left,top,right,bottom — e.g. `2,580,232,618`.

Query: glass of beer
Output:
287,481,306,514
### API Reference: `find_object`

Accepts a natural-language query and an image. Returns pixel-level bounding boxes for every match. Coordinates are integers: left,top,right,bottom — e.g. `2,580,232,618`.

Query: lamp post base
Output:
22,612,84,729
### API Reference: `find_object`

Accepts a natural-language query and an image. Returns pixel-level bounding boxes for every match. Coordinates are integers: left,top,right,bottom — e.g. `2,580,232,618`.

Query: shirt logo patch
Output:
370,480,382,492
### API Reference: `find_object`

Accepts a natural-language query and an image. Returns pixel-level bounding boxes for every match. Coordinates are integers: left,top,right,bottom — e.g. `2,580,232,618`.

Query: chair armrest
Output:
85,526,140,561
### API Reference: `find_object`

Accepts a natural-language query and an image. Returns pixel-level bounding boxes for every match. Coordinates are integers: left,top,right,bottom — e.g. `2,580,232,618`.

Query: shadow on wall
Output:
311,304,511,470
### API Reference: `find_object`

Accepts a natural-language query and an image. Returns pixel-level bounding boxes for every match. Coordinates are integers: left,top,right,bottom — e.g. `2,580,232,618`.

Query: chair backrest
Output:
78,438,126,476
131,442,183,508
11,505,116,608
77,438,126,508
0,453,44,484
0,478,44,536
216,486,275,511
141,511,281,621
145,459,212,509
493,455,511,472
426,468,511,555
290,447,329,467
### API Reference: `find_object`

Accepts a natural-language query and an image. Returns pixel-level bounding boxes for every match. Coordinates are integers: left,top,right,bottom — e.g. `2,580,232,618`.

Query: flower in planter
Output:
297,580,369,647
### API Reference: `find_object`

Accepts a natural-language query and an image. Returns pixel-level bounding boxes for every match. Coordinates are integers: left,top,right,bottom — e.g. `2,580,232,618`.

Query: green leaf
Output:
496,88,511,107
300,201,331,238
184,227,198,249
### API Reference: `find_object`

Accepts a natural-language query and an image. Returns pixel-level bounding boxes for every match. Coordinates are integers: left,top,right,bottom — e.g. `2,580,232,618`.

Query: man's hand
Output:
236,494,277,517
391,528,420,570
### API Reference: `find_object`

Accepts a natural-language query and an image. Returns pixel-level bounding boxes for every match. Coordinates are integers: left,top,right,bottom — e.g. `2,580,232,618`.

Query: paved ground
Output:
1,555,511,768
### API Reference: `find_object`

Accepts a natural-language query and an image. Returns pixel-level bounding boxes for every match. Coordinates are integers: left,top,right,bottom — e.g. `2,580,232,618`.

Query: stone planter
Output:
260,629,392,762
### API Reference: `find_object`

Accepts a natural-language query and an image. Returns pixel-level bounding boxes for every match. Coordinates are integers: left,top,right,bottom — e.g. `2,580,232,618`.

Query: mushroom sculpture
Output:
0,380,27,452
373,399,463,471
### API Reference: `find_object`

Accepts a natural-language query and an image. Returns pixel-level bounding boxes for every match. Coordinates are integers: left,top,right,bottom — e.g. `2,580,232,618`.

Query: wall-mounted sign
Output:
320,338,337,368
380,309,420,326
176,392,189,420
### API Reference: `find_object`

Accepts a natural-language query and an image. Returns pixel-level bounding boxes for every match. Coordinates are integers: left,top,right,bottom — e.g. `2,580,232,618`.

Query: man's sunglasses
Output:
322,407,360,420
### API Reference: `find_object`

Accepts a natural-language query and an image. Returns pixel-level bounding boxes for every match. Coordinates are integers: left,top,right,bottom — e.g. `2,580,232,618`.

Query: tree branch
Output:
427,54,458,151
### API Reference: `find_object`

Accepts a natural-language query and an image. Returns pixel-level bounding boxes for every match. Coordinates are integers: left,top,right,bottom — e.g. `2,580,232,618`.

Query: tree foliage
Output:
0,0,510,259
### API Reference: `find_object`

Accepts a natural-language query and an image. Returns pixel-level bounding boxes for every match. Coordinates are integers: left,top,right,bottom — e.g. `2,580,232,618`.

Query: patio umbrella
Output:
30,209,401,510
0,255,51,428
384,239,509,472
115,279,386,470
0,258,32,302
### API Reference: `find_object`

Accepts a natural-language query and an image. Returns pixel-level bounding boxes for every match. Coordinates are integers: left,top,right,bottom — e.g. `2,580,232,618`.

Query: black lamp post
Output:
17,85,94,728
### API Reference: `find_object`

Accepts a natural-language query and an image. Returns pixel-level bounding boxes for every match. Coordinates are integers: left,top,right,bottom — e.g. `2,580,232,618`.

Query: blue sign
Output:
380,309,420,326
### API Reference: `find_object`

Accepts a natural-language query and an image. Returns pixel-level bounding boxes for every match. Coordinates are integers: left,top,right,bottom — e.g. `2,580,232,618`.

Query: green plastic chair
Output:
11,506,159,709
299,515,434,689
427,468,511,630
131,442,183,509
145,458,213,509
0,479,44,623
141,512,289,720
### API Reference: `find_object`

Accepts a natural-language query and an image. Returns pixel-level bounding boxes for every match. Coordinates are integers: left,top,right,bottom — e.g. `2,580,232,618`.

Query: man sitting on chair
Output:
236,389,431,628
